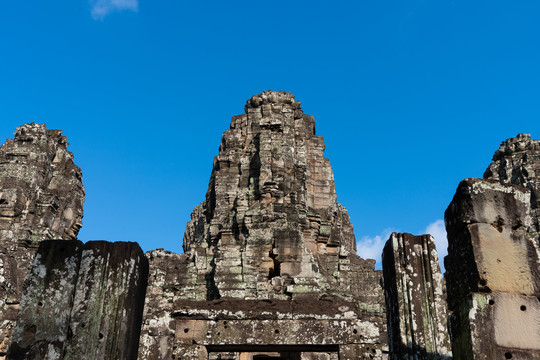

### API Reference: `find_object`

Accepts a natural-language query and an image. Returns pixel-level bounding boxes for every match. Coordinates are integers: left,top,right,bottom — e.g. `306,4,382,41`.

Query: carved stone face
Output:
0,190,22,219
0,123,85,241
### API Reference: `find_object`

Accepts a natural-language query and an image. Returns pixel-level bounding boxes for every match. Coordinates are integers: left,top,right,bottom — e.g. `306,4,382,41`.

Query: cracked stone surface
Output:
138,91,387,359
382,233,451,360
0,123,85,357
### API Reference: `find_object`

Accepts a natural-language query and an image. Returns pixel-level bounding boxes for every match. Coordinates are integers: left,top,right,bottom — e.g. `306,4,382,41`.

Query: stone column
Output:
382,232,451,359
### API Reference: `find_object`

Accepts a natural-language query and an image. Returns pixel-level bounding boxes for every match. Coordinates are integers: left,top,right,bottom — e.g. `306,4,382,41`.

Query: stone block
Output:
446,174,540,360
339,343,384,359
451,292,540,360
7,240,82,359
173,319,379,346
172,344,208,359
63,241,148,360
468,223,537,294
445,178,540,308
7,240,148,360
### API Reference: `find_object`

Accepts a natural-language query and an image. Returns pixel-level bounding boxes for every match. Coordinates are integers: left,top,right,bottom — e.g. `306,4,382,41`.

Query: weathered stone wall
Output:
7,240,148,360
445,178,540,359
138,249,187,360
139,91,387,359
0,124,84,356
169,299,382,359
382,233,451,359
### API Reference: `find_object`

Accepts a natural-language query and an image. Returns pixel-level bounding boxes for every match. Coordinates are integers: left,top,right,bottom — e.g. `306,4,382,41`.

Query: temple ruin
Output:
0,91,538,359
138,91,386,359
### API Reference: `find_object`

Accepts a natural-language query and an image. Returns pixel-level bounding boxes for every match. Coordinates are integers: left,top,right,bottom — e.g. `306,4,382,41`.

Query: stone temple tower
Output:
138,91,388,359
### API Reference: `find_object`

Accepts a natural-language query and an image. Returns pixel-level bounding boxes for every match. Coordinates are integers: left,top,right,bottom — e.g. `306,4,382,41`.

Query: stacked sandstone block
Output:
445,178,540,359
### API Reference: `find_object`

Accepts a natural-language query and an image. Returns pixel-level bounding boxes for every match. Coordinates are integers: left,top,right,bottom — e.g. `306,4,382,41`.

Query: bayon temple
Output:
0,91,538,359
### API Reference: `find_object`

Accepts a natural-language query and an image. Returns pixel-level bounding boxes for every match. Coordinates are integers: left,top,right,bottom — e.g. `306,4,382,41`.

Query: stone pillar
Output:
138,249,187,360
382,233,451,359
445,178,540,359
7,240,148,360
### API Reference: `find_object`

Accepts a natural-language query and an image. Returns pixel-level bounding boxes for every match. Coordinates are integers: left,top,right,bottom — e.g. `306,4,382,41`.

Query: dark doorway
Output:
253,354,298,360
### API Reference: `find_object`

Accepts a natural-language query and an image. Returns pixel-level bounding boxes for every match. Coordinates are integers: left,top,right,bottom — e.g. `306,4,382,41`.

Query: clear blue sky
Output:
1,1,539,268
